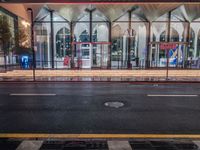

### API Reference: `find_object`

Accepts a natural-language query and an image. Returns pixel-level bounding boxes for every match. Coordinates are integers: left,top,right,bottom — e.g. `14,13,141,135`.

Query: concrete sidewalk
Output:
0,69,200,81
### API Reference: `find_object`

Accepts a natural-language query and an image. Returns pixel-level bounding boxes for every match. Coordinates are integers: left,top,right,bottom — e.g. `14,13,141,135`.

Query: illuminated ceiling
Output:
1,3,200,22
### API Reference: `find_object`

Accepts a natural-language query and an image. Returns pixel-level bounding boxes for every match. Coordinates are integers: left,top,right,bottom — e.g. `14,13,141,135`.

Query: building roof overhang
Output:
1,1,200,23
1,0,200,3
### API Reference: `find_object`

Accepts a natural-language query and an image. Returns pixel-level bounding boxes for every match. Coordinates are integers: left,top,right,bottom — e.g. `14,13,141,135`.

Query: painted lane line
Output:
16,140,43,150
147,94,198,97
193,141,200,149
10,93,56,96
108,141,132,150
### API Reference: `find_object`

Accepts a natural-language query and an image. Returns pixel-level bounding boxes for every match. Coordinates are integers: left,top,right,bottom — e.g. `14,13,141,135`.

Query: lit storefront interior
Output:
1,3,200,70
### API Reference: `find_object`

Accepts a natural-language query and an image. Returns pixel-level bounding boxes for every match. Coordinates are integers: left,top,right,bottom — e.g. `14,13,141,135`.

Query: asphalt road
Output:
0,82,200,134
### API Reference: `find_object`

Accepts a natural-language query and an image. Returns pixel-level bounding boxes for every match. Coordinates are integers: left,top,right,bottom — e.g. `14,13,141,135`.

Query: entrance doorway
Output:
92,43,109,68
73,42,110,69
74,42,92,69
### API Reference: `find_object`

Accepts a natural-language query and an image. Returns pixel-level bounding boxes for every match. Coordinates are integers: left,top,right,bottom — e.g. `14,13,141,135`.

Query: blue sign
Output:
21,55,30,69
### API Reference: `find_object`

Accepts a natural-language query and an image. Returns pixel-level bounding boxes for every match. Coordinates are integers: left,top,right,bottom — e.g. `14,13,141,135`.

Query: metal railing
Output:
0,59,200,72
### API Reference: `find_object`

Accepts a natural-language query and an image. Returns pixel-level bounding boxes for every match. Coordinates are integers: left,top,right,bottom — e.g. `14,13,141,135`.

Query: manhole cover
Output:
104,102,124,108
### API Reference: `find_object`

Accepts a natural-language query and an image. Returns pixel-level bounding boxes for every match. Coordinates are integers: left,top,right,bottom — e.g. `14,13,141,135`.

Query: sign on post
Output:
160,43,177,50
159,43,177,80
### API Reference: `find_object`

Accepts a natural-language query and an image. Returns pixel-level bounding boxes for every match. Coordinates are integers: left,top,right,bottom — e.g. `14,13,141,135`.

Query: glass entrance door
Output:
92,43,109,69
74,42,92,69
74,42,110,69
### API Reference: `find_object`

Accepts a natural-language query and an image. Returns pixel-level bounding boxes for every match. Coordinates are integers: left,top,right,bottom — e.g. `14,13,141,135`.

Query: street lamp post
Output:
27,8,35,81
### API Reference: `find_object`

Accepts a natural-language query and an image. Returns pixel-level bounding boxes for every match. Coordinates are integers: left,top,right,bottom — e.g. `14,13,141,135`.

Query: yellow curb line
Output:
1,134,200,139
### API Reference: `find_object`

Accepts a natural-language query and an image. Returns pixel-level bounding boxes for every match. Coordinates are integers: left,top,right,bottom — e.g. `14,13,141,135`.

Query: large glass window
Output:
151,22,167,67
190,21,200,68
34,8,71,69
34,23,51,68
112,22,128,69
111,11,148,69
29,4,200,70
56,27,70,58
131,22,148,68
54,23,71,68
191,22,200,59
92,22,109,42
0,9,16,67
72,9,110,69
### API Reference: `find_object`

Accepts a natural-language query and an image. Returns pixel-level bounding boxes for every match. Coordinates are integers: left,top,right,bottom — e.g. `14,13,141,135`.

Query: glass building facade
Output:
1,3,200,70
0,7,17,67
0,6,31,70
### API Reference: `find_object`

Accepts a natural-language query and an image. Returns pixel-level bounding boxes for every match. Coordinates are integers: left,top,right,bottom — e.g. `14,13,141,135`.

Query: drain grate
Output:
174,143,198,150
104,101,124,108
39,141,65,150
0,139,21,150
130,140,199,150
130,141,155,150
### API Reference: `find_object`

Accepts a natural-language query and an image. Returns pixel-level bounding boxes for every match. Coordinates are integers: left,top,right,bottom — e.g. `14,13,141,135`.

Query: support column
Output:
27,8,35,81
167,11,171,42
127,10,132,69
166,11,171,79
166,11,172,46
50,10,54,69
89,10,93,69
146,21,151,68
70,22,74,69
108,21,112,69
89,11,92,42
186,21,190,68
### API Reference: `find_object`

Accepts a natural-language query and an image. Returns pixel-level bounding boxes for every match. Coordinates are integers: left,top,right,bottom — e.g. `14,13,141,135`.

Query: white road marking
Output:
108,141,132,150
147,94,198,97
193,141,200,149
10,93,56,96
16,140,43,150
